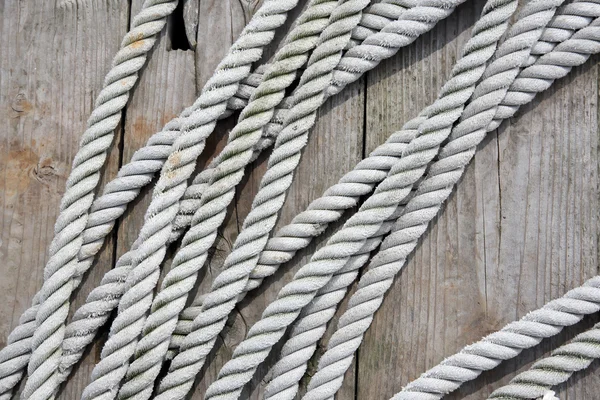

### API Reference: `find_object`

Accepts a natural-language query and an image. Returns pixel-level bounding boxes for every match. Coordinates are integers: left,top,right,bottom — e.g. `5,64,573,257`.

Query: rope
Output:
487,321,600,399
265,2,598,398
391,276,600,400
2,1,599,400
73,2,306,399
50,0,419,388
139,1,373,399
306,9,600,400
0,1,178,399
0,1,411,391
195,1,519,399
166,0,468,355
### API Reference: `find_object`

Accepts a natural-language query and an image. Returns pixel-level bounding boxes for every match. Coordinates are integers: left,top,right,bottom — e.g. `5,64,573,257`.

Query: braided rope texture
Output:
309,5,600,400
0,2,178,400
198,1,519,399
488,320,600,399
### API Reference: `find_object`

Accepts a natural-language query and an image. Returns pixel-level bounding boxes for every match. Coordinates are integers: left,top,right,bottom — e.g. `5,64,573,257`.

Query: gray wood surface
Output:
0,1,598,399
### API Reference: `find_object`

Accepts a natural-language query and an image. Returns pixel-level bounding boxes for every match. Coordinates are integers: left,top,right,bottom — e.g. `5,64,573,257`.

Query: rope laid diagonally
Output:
166,0,469,356
264,1,590,398
50,0,419,387
113,1,365,399
0,1,413,390
487,320,600,400
99,2,370,399
0,1,178,400
73,2,309,400
391,277,600,400
306,11,600,400
194,1,520,399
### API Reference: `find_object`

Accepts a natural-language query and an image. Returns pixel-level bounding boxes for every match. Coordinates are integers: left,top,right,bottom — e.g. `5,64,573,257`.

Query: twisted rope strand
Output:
55,0,417,383
75,3,303,400
0,1,409,388
0,2,179,400
80,1,343,398
306,11,600,400
267,2,585,398
488,321,600,399
197,1,518,399
167,0,468,352
197,1,373,399
392,277,600,400
143,2,371,399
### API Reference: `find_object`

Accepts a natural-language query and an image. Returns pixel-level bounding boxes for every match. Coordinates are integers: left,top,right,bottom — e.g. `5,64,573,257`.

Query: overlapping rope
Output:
306,7,600,400
0,1,417,393
166,0,469,357
2,0,600,399
74,1,316,399
198,1,521,399
0,2,179,400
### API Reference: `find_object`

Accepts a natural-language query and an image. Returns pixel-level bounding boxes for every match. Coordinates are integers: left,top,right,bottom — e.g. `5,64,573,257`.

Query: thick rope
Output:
390,277,600,400
0,2,411,391
167,0,468,355
0,2,178,400
196,1,518,399
115,1,368,397
265,2,597,398
135,2,372,399
73,2,307,400
487,321,600,399
53,0,418,386
306,10,600,400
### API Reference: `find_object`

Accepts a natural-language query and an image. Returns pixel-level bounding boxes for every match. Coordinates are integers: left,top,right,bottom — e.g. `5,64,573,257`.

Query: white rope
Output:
488,321,600,399
165,0,469,357
391,276,600,400
3,1,599,400
47,0,420,389
196,1,519,399
0,1,178,399
0,2,412,392
264,2,599,398
138,2,373,399
73,2,310,400
306,10,600,400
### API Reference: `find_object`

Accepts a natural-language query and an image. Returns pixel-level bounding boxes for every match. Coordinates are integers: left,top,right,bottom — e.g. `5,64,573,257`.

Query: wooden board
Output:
0,0,598,399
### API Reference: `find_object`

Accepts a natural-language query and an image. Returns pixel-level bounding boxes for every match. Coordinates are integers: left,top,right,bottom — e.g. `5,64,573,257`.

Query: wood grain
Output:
0,1,599,399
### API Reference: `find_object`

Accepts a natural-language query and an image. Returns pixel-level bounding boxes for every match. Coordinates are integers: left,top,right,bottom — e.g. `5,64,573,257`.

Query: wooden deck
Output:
1,0,599,399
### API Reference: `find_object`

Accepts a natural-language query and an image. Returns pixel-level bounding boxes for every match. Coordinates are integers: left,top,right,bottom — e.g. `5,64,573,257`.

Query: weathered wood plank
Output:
2,0,600,399
0,0,128,397
359,1,600,399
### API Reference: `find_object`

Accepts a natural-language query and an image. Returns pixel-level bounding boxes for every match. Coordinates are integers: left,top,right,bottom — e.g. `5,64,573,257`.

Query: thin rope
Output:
306,10,600,400
195,1,519,399
0,2,179,400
